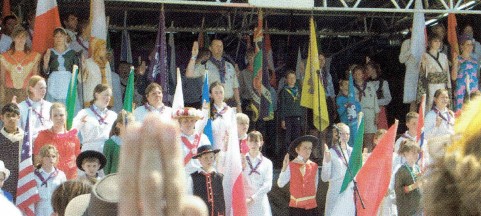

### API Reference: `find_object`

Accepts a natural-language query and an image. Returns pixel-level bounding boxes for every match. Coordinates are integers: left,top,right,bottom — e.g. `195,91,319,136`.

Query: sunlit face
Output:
179,118,197,134
210,85,225,104
41,150,58,168
237,121,249,136
147,87,163,106
51,107,67,128
404,150,419,165
30,80,47,100
430,39,442,51
94,88,112,107
406,118,418,131
13,32,27,48
82,161,100,177
210,40,224,57
198,152,216,170
434,91,450,108
286,73,297,87
339,125,350,144
296,141,313,159
247,137,263,152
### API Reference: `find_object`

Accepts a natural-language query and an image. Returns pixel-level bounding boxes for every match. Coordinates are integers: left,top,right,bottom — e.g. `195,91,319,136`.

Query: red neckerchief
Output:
333,146,351,167
26,99,45,126
90,106,109,125
182,134,201,165
34,168,59,187
432,107,454,126
246,154,263,175
144,103,165,114
354,82,367,101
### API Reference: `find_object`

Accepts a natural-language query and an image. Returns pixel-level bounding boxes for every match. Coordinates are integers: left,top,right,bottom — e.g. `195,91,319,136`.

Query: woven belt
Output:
290,195,316,204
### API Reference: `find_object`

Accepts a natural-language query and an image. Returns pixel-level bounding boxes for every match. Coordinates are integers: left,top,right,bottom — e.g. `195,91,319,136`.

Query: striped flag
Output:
410,0,426,65
66,65,79,130
340,112,364,193
148,7,169,105
32,0,61,53
251,9,264,122
202,73,214,144
264,22,276,89
222,111,247,216
16,109,40,216
2,0,11,17
123,66,135,112
261,22,273,121
89,0,107,57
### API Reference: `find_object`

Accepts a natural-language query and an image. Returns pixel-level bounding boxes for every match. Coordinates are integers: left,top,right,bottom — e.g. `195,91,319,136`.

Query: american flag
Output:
16,109,40,215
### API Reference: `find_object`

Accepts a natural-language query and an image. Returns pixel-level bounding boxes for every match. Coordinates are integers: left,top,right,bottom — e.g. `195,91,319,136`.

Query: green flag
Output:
66,65,79,130
123,66,135,112
340,112,364,193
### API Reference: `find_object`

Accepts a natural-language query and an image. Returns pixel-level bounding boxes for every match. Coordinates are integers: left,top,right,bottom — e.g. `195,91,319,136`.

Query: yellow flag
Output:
300,17,329,131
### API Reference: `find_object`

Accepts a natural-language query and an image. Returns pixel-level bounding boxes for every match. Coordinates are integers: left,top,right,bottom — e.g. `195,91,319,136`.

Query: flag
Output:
447,14,459,61
202,73,214,144
120,29,132,64
89,0,107,57
410,0,426,65
222,111,247,216
171,68,184,110
2,0,11,17
251,9,264,122
198,17,210,49
123,66,135,112
261,22,273,121
66,65,79,130
264,21,276,89
300,17,330,131
16,109,40,216
416,94,426,167
347,71,359,147
295,47,303,79
168,32,177,97
32,0,61,54
148,7,169,105
355,120,399,216
340,112,364,193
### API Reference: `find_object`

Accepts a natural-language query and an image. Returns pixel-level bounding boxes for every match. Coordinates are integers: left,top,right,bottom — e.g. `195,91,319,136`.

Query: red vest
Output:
288,161,318,209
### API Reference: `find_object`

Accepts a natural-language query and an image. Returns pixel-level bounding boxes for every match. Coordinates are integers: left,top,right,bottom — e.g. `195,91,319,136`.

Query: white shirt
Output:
424,107,454,140
73,105,117,152
134,104,173,123
34,168,66,216
182,133,211,176
242,153,273,216
211,104,233,150
368,79,392,106
18,98,53,140
193,59,239,99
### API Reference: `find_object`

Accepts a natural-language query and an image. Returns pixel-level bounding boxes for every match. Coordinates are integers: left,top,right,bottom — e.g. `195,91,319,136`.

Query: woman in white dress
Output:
73,84,117,153
399,35,420,112
209,81,234,150
321,123,355,216
134,83,172,122
18,75,52,140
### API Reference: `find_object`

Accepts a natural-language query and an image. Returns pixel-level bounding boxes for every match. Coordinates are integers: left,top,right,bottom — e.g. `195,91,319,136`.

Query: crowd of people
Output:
0,8,481,216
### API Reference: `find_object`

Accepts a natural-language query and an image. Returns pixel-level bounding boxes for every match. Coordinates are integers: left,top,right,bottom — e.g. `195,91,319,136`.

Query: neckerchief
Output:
403,162,419,182
145,103,165,114
212,104,228,119
401,131,416,141
76,36,88,52
432,107,454,126
34,168,59,187
90,106,109,125
284,85,299,101
26,99,45,126
333,146,352,167
246,154,263,175
354,82,367,101
182,134,201,165
210,56,227,83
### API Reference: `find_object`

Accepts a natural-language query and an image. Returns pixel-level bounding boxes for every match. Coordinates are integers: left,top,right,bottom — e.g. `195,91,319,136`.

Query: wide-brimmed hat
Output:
0,160,10,180
76,151,107,171
192,145,220,159
288,135,319,158
172,107,204,120
64,173,119,216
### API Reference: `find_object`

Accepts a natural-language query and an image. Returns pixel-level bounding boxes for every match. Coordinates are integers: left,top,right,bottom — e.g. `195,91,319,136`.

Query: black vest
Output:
191,171,225,216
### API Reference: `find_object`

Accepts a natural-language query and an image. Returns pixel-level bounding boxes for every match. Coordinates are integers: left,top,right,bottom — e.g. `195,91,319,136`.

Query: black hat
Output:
76,150,107,171
288,135,319,158
192,145,220,159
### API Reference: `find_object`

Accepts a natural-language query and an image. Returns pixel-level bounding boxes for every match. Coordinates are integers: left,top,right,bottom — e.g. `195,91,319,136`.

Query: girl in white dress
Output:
134,83,172,123
424,89,454,140
18,75,52,140
242,131,273,216
209,81,234,150
321,123,355,216
73,84,117,153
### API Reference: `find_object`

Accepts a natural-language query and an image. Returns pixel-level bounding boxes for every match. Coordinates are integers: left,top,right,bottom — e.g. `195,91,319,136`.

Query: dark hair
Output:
90,84,111,105
285,70,296,78
209,81,224,94
1,103,20,115
2,15,16,26
62,13,77,22
144,82,162,104
365,61,382,77
9,26,31,54
109,110,134,137
51,180,92,216
198,48,211,60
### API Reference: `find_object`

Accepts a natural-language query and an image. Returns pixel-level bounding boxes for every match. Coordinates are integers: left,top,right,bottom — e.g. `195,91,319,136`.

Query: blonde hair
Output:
27,75,45,97
236,113,249,124
38,144,60,165
50,102,66,116
397,140,420,155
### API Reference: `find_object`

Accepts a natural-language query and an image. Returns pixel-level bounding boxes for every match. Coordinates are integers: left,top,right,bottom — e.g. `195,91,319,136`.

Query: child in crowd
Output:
395,112,418,152
76,150,107,185
425,89,455,140
279,70,304,148
187,145,225,216
336,78,361,147
321,123,355,216
0,103,23,202
173,107,210,175
34,145,67,216
366,62,392,130
278,135,319,216
242,131,273,216
237,113,250,154
0,160,12,202
209,81,234,150
395,140,423,216
103,111,134,175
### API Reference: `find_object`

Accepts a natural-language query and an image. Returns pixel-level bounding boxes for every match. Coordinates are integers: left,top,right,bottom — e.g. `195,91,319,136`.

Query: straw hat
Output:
172,107,204,120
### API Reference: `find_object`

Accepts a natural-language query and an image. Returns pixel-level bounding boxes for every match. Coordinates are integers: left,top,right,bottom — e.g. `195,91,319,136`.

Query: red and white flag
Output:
16,109,40,216
32,0,61,53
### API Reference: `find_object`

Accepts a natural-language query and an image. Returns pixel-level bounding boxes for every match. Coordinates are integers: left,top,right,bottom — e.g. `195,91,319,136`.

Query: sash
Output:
182,134,201,165
333,146,352,167
26,99,45,126
210,57,227,83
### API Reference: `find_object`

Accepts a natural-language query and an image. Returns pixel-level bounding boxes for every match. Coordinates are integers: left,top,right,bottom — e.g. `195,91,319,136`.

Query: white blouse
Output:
134,104,173,123
73,105,117,153
34,168,66,216
242,153,273,216
18,98,52,140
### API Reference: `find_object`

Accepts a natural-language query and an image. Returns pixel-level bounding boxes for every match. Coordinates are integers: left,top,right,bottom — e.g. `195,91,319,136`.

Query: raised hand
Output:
323,144,331,163
281,153,290,172
192,41,199,58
